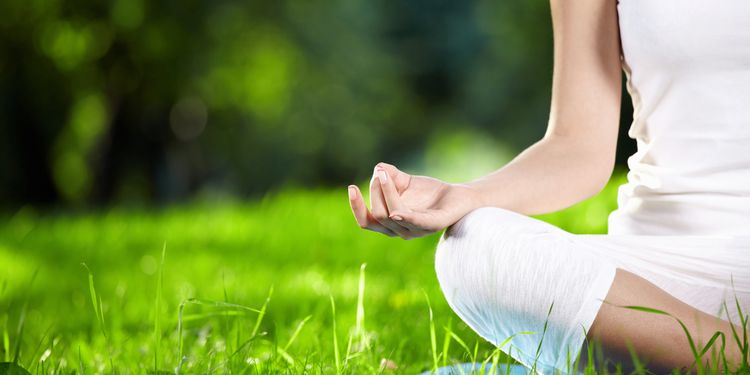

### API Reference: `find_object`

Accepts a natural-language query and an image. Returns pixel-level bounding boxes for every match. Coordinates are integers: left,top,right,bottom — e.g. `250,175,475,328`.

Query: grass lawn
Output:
0,171,657,374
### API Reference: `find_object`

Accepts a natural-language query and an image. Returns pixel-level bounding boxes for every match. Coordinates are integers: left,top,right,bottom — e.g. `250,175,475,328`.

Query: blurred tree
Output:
0,0,634,208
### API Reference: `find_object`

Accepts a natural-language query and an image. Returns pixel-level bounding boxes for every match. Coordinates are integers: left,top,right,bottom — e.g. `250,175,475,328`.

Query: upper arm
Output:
544,0,622,182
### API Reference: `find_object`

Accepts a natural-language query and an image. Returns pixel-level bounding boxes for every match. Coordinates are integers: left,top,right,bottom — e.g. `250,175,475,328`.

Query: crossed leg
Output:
584,268,745,374
435,207,748,374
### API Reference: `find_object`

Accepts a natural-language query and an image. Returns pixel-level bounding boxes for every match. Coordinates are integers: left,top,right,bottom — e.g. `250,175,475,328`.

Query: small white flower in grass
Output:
245,357,260,365
213,339,226,352
39,348,52,363
379,358,398,371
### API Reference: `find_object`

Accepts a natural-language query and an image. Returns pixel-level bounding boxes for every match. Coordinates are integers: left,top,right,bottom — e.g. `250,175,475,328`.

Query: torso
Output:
608,0,750,236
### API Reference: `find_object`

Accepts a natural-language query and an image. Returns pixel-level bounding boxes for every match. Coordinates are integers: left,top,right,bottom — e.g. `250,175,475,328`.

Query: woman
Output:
348,0,750,373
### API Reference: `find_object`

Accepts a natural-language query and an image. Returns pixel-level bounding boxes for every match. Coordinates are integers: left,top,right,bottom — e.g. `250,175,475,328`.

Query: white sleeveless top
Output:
608,0,750,236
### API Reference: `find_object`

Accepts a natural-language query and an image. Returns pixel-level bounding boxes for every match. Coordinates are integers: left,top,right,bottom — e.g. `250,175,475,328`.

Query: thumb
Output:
389,210,443,233
375,162,411,193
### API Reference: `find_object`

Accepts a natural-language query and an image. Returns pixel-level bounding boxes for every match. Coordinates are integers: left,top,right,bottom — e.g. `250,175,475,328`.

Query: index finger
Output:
375,168,426,234
347,185,397,237
376,167,409,215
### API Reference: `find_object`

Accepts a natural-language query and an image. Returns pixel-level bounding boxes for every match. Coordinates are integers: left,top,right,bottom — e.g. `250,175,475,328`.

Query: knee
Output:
434,207,550,283
434,207,546,309
432,207,616,371
435,207,509,284
433,207,563,357
433,206,585,324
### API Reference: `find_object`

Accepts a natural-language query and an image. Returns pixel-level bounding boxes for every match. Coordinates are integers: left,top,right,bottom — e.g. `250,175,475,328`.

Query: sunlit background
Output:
0,0,636,373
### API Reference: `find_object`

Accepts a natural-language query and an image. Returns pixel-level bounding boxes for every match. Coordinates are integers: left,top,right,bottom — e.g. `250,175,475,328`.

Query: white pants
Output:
435,207,750,374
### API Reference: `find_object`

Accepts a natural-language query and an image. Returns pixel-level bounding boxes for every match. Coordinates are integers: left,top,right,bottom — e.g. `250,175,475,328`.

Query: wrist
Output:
448,182,486,214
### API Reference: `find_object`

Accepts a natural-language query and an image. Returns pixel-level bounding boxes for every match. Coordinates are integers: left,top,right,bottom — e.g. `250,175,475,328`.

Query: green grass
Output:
3,169,727,374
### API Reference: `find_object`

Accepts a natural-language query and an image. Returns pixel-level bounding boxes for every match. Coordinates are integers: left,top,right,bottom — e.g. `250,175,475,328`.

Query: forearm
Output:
463,135,612,216
448,0,622,218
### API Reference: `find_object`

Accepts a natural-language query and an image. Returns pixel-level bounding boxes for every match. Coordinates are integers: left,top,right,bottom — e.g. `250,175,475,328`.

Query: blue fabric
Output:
419,363,528,375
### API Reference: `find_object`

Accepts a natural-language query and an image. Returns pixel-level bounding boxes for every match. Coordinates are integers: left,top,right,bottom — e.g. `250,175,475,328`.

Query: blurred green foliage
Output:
0,0,635,208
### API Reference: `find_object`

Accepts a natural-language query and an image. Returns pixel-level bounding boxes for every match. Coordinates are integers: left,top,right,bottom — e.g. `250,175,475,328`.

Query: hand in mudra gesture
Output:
347,162,482,239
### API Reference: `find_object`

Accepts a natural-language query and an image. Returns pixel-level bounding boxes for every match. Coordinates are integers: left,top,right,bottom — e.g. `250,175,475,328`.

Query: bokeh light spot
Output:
111,0,144,30
140,254,157,275
52,151,90,202
170,96,208,141
420,127,514,183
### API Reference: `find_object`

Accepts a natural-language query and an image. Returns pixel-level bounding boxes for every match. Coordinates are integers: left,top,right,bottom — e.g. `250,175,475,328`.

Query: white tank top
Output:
607,0,750,236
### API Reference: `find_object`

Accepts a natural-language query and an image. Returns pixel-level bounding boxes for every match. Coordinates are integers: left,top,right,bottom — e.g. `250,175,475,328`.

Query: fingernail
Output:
391,215,403,221
348,186,356,200
377,169,387,182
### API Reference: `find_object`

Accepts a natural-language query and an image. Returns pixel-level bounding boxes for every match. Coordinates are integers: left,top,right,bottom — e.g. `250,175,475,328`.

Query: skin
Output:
348,0,746,372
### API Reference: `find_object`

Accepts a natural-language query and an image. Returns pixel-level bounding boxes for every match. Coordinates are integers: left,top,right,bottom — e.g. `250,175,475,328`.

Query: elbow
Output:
539,133,618,204
544,133,617,199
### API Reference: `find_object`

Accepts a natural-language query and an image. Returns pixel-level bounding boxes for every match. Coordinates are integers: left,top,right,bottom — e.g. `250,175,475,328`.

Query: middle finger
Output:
370,171,414,238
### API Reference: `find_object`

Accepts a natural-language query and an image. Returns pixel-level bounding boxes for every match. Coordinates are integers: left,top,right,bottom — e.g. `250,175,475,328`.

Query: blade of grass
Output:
13,269,37,365
730,275,749,367
12,307,25,365
78,346,84,374
1,279,9,363
505,346,513,375
626,341,646,375
491,347,501,374
276,347,295,366
153,242,166,371
441,319,452,368
176,300,186,374
617,304,712,374
330,295,341,375
531,301,554,374
479,347,499,374
3,314,9,363
698,331,724,359
81,261,109,372
723,299,746,372
251,286,273,339
283,315,312,352
354,263,368,351
472,341,479,367
344,334,353,366
180,310,250,323
176,296,267,373
423,291,438,373
181,298,262,314
445,330,471,359
498,331,534,350
734,294,749,367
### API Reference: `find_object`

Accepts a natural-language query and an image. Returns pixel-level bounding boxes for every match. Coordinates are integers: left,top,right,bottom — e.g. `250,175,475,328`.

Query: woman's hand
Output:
347,162,484,239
